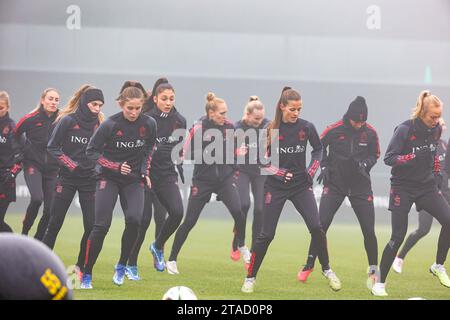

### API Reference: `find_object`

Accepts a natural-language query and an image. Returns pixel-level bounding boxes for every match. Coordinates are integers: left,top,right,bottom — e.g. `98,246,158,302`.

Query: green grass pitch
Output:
4,214,450,300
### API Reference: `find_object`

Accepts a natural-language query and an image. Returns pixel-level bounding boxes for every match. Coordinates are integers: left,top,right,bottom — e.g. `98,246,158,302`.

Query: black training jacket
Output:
0,113,22,175
264,118,322,191
145,106,186,181
320,115,380,194
184,117,236,183
47,111,100,179
86,112,157,182
234,118,270,176
14,108,59,172
384,118,441,188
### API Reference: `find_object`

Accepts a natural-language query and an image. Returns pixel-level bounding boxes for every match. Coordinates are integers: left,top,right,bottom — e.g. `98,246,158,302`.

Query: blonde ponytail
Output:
411,90,443,119
243,95,264,119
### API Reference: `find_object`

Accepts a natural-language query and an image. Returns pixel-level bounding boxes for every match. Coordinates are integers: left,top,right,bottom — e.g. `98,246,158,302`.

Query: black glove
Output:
357,161,370,180
435,172,443,190
176,164,185,184
215,193,222,202
316,167,329,185
1,171,14,183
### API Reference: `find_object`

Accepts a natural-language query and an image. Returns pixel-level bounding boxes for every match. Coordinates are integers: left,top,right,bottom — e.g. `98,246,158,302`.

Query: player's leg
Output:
153,194,167,239
34,171,57,240
300,188,344,282
232,171,251,260
0,200,13,232
22,165,44,235
242,185,286,293
81,179,119,289
126,187,153,279
75,181,96,275
167,181,211,272
394,210,433,273
373,189,412,296
249,175,266,251
114,181,145,284
291,188,341,291
350,194,379,288
152,177,184,251
41,179,76,249
416,191,450,288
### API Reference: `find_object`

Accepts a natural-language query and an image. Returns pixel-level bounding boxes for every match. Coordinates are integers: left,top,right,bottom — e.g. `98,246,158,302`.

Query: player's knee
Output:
90,226,108,240
310,226,326,238
257,230,275,244
241,202,251,215
29,198,43,208
388,232,406,251
125,216,141,227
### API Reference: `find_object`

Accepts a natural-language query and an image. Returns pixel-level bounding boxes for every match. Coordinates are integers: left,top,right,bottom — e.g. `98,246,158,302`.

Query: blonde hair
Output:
243,95,264,119
0,91,10,108
205,92,225,116
30,88,59,114
55,84,105,124
116,86,145,106
411,90,443,119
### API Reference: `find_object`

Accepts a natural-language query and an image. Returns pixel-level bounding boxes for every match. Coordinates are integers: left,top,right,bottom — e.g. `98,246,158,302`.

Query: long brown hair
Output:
116,86,145,106
267,87,301,145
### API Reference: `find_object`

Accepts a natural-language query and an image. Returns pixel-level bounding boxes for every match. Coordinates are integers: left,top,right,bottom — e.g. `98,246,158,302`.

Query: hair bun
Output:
206,92,216,102
249,95,259,102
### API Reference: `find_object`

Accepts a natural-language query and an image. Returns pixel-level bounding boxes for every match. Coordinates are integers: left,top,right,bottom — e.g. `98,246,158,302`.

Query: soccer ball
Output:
162,286,198,300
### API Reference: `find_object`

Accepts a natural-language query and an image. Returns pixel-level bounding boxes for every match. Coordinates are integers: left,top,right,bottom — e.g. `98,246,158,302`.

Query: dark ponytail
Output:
143,77,169,113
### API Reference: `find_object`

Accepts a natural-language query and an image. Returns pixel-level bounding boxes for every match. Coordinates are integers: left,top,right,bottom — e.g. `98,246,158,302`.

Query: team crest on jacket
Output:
338,134,345,140
298,129,306,141
394,195,401,207
190,185,198,197
116,130,123,137
56,185,63,193
2,126,9,135
28,166,35,175
139,126,147,138
265,192,272,204
99,180,107,190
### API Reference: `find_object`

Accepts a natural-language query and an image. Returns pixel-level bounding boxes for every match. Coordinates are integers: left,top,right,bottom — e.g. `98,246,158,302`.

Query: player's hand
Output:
358,161,370,180
145,175,152,188
316,167,329,185
236,145,248,156
119,162,132,175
